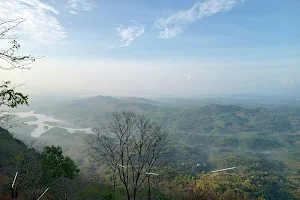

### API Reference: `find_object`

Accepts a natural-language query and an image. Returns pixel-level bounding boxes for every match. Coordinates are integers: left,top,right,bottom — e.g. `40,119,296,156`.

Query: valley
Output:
2,95,300,199
14,111,93,137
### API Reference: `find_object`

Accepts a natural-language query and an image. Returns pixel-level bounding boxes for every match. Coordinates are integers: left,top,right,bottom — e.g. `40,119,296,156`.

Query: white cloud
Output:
155,0,246,39
281,78,295,86
114,23,145,47
67,0,94,14
0,0,66,43
69,10,77,15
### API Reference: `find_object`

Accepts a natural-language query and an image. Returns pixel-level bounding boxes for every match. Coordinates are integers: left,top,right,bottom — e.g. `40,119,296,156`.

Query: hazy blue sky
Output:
1,0,300,97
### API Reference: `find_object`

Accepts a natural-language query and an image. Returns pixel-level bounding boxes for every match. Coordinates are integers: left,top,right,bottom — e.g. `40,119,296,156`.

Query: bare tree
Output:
86,111,168,200
0,19,36,70
0,109,24,131
0,19,38,109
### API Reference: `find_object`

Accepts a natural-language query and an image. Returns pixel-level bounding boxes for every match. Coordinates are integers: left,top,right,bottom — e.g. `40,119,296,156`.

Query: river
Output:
15,111,93,138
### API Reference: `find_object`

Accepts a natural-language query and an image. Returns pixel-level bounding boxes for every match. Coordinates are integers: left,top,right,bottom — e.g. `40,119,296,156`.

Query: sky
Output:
0,0,300,98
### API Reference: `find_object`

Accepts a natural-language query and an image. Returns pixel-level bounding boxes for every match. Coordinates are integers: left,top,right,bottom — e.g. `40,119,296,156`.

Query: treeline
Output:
151,104,300,134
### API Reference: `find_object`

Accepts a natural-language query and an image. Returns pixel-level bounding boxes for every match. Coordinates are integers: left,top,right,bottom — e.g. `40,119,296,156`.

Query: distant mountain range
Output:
18,94,300,113
13,95,300,131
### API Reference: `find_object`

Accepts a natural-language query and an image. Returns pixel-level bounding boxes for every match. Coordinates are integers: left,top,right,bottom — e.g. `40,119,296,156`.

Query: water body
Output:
15,111,93,138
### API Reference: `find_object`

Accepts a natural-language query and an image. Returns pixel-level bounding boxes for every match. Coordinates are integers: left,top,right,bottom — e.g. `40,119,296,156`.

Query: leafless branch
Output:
86,111,169,200
0,109,24,130
0,18,26,39
0,19,38,70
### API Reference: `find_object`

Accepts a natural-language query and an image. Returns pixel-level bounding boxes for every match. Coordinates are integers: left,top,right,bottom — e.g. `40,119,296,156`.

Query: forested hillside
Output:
6,96,300,199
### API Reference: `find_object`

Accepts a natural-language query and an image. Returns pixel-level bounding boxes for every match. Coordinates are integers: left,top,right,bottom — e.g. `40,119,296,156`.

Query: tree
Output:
12,145,80,199
15,143,45,199
0,139,79,199
0,19,37,108
0,19,36,70
0,81,29,108
42,145,80,185
86,111,169,200
0,109,23,131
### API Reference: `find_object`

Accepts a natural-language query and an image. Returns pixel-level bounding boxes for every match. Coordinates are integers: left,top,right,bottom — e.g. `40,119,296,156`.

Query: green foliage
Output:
161,171,296,200
75,183,115,200
42,145,80,184
0,81,29,108
0,128,81,199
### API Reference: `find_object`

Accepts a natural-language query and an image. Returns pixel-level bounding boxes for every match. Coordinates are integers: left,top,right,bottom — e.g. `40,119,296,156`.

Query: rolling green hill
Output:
7,95,300,199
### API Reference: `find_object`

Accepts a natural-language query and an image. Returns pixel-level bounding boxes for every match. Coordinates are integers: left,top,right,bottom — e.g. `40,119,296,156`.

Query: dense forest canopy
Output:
2,95,300,199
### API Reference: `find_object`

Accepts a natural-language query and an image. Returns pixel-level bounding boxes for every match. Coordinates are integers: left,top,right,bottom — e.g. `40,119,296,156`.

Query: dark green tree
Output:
42,145,80,185
0,81,29,108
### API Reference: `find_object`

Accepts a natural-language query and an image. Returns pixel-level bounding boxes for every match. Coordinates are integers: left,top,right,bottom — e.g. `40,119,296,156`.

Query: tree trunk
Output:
113,169,116,200
125,185,131,200
148,176,151,200
133,188,137,200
